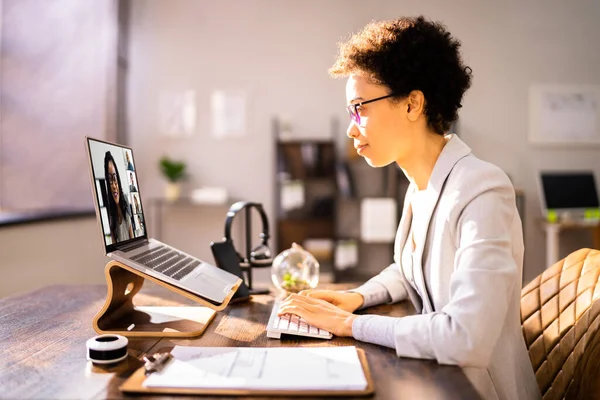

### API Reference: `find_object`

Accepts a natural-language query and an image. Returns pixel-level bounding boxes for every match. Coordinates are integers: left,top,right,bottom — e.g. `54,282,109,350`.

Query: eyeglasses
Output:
347,93,395,126
107,173,118,185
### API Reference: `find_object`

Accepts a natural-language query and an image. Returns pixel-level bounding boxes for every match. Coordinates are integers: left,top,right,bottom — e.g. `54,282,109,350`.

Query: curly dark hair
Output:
330,16,472,135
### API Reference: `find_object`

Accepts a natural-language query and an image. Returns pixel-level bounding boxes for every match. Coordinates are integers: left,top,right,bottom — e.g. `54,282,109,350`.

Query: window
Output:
0,0,124,214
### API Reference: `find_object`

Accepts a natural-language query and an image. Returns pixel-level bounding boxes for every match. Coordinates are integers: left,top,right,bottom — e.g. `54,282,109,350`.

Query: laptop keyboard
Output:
130,245,200,281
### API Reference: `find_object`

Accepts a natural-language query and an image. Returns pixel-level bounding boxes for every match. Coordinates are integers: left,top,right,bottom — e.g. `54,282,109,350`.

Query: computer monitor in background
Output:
538,171,600,220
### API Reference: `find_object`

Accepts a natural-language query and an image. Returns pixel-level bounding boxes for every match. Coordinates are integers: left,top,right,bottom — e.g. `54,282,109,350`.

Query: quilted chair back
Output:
521,248,600,400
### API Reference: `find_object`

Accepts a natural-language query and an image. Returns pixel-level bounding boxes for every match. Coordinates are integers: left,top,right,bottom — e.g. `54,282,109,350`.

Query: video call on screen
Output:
89,139,146,247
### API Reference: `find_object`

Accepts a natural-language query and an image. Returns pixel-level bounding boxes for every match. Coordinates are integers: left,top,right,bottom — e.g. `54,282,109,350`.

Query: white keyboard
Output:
266,299,332,340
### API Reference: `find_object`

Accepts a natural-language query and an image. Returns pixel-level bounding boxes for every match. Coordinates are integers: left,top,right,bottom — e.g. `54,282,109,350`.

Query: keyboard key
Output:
146,251,176,269
171,264,197,281
309,325,319,335
299,321,308,333
289,316,299,332
137,247,170,265
279,316,289,330
145,246,169,258
131,248,154,261
158,257,190,274
319,329,331,337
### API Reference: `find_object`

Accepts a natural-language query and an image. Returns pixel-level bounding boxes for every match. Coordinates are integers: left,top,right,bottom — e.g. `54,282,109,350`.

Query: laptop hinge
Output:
117,239,149,253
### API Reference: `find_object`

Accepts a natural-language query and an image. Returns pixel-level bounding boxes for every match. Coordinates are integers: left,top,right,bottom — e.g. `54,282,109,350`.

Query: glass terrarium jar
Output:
271,243,319,293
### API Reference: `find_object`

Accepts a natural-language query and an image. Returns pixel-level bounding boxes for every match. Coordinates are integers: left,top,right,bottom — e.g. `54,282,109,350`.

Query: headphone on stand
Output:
224,202,272,267
210,201,272,296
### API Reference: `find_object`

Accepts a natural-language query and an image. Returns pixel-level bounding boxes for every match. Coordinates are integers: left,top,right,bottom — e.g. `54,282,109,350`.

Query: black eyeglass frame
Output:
347,93,396,125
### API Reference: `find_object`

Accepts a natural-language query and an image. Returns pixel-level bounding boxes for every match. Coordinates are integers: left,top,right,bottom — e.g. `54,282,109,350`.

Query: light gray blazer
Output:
354,135,540,400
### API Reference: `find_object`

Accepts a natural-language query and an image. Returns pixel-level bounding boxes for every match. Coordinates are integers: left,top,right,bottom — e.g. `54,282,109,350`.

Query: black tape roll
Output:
88,347,128,362
86,334,128,365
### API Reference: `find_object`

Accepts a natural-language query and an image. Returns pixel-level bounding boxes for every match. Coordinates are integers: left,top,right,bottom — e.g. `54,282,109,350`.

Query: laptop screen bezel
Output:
538,170,600,216
86,136,148,254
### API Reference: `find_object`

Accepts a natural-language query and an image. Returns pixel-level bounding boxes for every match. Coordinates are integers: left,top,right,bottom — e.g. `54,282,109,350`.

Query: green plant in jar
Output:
271,243,320,294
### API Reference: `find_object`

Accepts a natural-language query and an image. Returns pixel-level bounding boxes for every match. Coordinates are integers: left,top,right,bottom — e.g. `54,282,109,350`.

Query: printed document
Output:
143,346,367,391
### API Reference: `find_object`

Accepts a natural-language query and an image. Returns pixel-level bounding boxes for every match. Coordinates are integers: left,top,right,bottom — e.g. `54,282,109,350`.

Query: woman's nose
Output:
347,122,359,139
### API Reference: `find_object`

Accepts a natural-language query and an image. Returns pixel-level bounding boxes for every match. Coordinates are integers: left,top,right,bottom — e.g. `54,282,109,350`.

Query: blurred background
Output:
1,0,599,297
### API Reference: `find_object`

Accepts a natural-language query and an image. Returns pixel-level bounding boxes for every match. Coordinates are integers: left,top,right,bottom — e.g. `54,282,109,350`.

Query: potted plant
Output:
159,156,186,201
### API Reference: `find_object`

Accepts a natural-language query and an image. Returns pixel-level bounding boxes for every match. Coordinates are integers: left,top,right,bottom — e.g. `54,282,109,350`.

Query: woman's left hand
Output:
277,293,358,337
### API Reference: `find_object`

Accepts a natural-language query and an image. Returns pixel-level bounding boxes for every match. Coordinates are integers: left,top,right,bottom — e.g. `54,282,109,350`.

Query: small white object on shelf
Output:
360,198,397,243
280,180,304,211
190,187,228,205
335,239,358,271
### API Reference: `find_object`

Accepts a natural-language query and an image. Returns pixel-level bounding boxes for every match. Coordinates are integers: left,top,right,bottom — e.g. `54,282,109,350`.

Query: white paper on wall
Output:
158,90,197,137
211,91,246,138
529,85,600,145
360,198,397,243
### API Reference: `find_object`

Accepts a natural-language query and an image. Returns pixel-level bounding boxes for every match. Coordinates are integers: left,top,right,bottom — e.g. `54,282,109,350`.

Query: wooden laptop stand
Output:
93,260,241,337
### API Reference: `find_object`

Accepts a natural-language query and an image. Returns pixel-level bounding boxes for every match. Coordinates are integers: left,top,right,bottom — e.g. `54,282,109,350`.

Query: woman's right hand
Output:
297,289,364,313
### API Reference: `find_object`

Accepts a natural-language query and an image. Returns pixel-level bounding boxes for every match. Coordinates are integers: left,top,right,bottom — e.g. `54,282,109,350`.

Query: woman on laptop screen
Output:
277,16,540,400
104,150,134,243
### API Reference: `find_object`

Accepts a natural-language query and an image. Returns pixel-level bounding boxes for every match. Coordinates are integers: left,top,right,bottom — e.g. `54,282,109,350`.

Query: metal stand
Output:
241,206,271,295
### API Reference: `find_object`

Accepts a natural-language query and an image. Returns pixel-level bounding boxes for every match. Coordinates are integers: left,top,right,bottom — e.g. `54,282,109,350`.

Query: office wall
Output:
127,0,600,285
0,218,107,297
0,212,254,297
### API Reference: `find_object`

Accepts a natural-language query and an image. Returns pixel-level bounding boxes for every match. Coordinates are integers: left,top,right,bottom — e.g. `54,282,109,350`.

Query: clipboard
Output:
120,347,375,397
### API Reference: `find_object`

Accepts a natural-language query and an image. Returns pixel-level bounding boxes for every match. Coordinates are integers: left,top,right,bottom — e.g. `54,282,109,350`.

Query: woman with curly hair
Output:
278,16,540,399
104,151,134,244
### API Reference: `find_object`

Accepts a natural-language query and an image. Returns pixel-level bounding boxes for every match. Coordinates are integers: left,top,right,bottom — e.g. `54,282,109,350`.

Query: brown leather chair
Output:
521,248,600,400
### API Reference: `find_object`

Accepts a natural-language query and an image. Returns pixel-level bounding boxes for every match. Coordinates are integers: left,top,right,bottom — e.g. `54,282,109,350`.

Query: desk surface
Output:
0,283,480,399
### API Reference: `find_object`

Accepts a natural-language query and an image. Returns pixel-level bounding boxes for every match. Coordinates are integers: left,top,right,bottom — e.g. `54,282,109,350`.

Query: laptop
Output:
85,137,241,305
538,171,600,221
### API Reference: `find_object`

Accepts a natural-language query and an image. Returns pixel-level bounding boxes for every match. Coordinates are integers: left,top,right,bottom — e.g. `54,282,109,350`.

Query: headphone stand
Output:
92,260,241,337
240,204,273,295
239,261,271,295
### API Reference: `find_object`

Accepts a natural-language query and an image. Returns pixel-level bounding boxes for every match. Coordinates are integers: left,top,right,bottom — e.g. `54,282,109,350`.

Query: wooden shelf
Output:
277,219,336,252
277,217,335,224
273,117,407,283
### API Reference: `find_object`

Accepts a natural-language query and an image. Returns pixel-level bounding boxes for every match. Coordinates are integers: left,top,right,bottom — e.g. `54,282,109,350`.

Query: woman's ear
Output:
406,90,425,122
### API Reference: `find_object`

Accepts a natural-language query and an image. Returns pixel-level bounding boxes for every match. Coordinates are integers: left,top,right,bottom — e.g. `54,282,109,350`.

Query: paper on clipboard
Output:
143,346,368,391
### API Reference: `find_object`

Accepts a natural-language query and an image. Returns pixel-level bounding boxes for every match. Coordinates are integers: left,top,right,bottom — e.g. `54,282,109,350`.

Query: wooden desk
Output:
0,283,480,399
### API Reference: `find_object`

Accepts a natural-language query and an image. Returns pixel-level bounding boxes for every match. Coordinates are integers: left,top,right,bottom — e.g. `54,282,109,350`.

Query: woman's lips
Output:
356,144,368,155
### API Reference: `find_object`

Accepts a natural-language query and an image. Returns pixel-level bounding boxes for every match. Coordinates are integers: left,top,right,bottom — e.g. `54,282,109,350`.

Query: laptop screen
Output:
540,172,600,210
87,137,147,252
